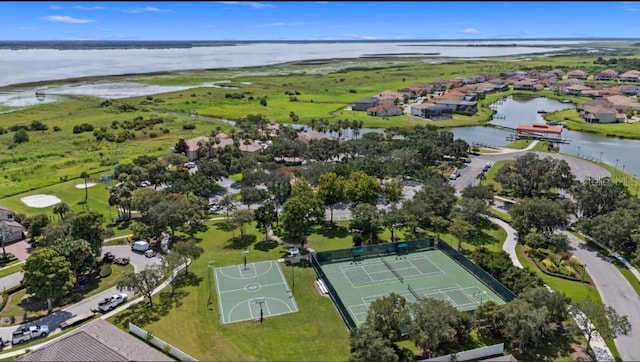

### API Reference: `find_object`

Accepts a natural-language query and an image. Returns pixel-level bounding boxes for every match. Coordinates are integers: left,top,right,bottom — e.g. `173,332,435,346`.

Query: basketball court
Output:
214,260,298,324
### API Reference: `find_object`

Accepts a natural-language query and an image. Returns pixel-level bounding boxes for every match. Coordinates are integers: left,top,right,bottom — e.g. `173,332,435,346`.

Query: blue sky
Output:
2,1,640,41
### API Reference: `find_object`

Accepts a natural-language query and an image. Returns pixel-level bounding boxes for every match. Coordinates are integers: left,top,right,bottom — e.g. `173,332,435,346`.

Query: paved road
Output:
564,232,640,361
489,216,523,268
0,245,161,347
0,270,23,291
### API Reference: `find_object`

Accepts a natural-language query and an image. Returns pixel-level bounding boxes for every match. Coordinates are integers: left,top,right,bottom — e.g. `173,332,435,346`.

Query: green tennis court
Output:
215,260,298,324
318,249,506,326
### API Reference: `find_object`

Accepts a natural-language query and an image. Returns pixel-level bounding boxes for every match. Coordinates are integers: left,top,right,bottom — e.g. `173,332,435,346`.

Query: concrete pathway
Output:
488,216,522,268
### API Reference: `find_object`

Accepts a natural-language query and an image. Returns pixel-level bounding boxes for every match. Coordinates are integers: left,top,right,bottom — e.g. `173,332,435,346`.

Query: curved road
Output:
0,245,161,346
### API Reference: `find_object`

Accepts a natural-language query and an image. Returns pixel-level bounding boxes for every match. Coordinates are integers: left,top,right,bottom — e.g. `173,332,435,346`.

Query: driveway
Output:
0,245,162,347
3,240,32,261
564,232,640,361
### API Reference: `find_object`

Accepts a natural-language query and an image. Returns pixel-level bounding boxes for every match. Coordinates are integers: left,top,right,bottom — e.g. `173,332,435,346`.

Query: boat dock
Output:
487,123,571,144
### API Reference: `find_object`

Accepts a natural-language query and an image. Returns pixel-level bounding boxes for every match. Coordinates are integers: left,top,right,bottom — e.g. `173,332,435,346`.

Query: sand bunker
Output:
20,194,62,208
75,182,97,189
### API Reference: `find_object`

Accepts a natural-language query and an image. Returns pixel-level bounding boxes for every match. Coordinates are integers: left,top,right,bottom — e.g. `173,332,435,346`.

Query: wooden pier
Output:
487,123,571,144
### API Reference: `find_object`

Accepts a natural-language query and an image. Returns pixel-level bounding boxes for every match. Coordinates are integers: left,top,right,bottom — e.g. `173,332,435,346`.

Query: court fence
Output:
437,241,517,302
310,254,357,331
310,238,516,331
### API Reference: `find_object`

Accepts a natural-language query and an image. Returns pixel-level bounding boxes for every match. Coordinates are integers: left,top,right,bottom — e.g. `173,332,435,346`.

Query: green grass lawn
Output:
480,160,511,194
0,263,23,278
0,263,133,322
107,220,350,361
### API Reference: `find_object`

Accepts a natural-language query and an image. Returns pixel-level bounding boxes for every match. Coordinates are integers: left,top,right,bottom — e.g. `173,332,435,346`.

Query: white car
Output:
145,249,157,258
184,162,196,169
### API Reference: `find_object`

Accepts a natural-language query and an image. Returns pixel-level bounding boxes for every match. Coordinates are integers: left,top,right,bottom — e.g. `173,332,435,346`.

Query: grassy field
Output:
0,263,23,278
107,221,351,361
545,108,640,140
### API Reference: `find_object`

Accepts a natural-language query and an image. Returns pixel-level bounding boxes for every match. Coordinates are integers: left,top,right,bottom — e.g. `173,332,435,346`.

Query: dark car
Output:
113,257,130,266
102,252,115,263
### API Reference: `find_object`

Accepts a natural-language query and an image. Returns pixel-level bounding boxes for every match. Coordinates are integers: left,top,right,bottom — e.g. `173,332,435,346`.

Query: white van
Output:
131,240,150,253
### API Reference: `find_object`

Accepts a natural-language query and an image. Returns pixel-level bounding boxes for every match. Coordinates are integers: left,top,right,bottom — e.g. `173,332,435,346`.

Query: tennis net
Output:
381,257,403,283
408,284,420,300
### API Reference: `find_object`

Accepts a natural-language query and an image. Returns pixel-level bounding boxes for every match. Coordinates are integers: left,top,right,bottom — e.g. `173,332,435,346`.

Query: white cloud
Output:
218,2,277,9
43,15,95,24
342,33,377,40
256,21,306,27
123,6,173,13
459,28,480,34
74,5,106,10
49,5,63,10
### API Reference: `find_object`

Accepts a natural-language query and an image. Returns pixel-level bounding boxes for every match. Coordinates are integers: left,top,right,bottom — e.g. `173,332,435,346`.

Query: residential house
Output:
605,95,640,113
211,132,236,150
377,90,402,105
399,83,426,98
593,68,619,81
366,104,402,117
463,74,487,84
578,97,613,113
0,205,25,243
567,70,588,80
621,85,640,96
564,84,592,96
410,102,451,119
0,205,15,222
264,120,280,137
353,97,379,111
239,141,264,156
582,105,620,123
15,319,173,362
487,79,510,91
619,70,640,83
185,136,210,161
513,80,543,91
297,130,332,144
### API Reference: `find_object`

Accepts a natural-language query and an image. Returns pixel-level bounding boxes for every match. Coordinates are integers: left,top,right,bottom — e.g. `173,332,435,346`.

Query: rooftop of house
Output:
567,70,587,76
15,319,173,362
185,136,209,151
297,130,332,141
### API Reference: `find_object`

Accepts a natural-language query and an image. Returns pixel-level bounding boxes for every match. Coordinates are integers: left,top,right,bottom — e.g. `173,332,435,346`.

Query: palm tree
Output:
80,171,90,208
0,222,12,260
219,193,237,221
53,202,70,220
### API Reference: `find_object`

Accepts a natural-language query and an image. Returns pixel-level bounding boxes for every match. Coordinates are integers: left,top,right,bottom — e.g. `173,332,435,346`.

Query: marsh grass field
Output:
2,46,640,360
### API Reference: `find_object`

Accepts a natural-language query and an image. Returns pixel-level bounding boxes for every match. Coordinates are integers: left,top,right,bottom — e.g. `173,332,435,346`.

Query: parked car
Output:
131,240,150,253
145,249,157,258
483,162,492,172
139,180,151,187
184,162,196,169
209,204,223,213
113,257,130,266
91,293,128,313
102,252,115,263
12,325,49,345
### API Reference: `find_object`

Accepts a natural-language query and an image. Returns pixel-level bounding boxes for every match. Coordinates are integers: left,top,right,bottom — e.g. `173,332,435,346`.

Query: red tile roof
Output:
517,123,563,134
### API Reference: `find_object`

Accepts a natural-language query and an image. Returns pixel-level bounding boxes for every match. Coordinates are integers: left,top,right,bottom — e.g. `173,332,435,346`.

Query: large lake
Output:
0,40,581,87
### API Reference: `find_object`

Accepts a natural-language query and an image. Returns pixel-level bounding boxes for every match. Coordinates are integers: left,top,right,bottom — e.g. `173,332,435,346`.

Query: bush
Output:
53,126,62,132
73,123,94,134
182,124,196,130
99,264,112,278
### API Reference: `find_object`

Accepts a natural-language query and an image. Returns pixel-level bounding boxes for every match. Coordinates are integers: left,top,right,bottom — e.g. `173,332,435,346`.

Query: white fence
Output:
420,343,504,362
129,322,198,362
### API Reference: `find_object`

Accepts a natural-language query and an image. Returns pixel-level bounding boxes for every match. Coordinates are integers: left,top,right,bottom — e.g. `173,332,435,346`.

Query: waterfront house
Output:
366,104,402,117
582,105,621,123
564,84,592,96
297,130,332,144
621,85,640,96
605,95,640,113
513,80,543,91
410,102,451,119
353,96,379,111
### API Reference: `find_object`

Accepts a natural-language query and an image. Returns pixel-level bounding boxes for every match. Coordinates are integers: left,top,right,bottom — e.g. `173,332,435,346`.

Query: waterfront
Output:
0,40,577,87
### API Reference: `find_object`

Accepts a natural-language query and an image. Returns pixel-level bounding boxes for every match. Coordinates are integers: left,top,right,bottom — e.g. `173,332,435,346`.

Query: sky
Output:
2,1,640,41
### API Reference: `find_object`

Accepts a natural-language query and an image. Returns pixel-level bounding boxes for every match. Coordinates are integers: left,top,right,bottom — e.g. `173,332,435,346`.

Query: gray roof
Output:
16,319,174,362
355,97,378,103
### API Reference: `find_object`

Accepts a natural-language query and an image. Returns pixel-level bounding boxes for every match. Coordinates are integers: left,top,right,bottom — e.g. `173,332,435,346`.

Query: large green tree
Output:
364,292,411,342
571,298,632,353
572,177,629,218
350,203,382,245
51,238,95,284
173,240,203,274
508,197,568,238
345,171,381,205
317,172,346,223
496,153,574,197
409,297,473,359
448,218,475,251
281,194,324,244
117,264,165,307
254,204,278,241
23,248,75,313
